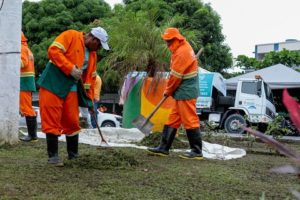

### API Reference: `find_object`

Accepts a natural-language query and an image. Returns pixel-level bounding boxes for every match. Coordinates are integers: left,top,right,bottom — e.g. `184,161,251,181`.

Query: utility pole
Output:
0,0,22,145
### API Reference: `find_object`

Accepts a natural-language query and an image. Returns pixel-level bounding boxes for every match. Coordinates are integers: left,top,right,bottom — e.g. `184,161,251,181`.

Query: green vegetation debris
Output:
139,132,189,149
65,149,139,170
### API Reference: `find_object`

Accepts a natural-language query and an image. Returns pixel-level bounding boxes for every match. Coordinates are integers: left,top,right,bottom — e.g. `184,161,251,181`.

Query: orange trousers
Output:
39,88,80,135
165,99,200,129
20,91,36,117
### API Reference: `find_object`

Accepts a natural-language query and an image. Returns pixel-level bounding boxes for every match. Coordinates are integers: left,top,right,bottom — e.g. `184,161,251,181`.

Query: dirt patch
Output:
65,148,139,170
139,133,189,149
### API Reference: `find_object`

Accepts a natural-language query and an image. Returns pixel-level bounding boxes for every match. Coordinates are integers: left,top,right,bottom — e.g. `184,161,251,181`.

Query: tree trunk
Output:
0,0,22,145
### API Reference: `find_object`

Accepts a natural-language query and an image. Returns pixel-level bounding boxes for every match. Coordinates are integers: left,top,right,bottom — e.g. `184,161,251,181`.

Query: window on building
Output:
274,43,279,51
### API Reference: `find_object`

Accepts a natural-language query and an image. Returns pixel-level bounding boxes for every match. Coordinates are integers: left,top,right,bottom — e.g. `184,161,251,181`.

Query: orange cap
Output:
161,28,185,41
21,31,27,42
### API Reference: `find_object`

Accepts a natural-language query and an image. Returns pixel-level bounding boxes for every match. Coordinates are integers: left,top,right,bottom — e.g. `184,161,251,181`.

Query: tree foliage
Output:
22,0,111,73
22,0,233,92
236,49,300,70
98,10,171,92
103,11,169,73
124,0,233,72
260,49,300,69
236,55,259,69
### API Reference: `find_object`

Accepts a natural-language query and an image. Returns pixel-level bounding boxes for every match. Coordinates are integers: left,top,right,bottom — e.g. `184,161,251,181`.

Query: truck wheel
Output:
224,114,246,134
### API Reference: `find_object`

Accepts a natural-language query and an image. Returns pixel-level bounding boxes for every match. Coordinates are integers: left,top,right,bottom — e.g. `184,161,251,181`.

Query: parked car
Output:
19,107,122,128
97,111,122,127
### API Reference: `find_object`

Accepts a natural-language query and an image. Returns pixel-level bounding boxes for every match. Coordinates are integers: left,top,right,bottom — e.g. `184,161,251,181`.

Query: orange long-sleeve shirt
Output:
165,39,198,99
20,32,36,91
48,30,97,99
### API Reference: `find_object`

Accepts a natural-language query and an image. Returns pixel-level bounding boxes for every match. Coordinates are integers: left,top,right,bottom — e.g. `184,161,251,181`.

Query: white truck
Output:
197,69,276,134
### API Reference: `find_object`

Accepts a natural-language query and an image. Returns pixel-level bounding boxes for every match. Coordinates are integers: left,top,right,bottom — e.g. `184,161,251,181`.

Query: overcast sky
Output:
202,0,300,58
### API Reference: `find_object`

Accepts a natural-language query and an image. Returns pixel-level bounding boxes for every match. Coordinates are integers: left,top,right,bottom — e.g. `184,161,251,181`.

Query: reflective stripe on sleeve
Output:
50,41,66,53
21,72,35,77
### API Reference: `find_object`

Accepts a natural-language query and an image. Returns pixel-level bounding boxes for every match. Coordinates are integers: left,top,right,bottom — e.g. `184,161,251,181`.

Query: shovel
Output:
132,96,168,135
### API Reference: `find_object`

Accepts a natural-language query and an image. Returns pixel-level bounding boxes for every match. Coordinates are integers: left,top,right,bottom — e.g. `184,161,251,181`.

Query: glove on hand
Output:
70,66,82,81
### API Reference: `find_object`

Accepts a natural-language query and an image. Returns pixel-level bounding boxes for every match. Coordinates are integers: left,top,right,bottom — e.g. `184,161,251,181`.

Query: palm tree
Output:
102,10,170,80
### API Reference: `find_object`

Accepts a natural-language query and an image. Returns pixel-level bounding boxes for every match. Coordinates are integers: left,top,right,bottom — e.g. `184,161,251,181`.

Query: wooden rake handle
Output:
196,47,204,59
78,79,108,145
91,112,108,145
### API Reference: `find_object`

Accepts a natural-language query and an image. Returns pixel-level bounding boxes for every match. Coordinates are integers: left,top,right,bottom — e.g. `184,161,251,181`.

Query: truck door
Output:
236,80,263,118
262,82,276,119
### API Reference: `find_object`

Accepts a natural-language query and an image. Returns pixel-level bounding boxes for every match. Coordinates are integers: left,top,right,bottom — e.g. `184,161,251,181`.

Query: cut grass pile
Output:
66,148,139,170
139,132,189,149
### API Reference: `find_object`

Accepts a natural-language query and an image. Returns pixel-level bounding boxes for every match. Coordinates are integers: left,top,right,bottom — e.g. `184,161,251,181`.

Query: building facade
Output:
255,39,300,60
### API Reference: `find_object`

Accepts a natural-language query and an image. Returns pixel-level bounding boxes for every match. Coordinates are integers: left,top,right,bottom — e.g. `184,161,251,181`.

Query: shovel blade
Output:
132,115,153,136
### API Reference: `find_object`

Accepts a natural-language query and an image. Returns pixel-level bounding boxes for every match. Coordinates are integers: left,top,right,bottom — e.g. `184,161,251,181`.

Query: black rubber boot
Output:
147,125,177,156
66,134,79,160
179,128,204,160
20,116,38,142
46,134,64,167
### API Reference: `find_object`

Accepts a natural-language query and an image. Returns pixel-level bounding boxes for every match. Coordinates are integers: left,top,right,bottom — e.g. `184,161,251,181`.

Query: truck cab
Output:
223,76,276,133
197,71,276,134
234,76,276,123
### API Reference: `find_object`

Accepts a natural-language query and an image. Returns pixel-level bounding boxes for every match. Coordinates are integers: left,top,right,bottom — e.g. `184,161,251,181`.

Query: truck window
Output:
264,82,274,103
241,81,257,95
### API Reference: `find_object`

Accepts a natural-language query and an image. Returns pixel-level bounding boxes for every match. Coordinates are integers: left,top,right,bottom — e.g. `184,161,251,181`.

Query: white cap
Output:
91,27,110,50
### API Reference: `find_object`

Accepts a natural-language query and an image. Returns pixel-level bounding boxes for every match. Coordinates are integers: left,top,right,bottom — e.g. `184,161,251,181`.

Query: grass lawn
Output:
0,134,299,200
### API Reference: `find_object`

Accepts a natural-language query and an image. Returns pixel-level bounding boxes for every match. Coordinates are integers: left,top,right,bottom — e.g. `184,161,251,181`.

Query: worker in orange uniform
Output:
91,74,102,128
147,28,203,160
19,32,38,142
38,27,109,166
